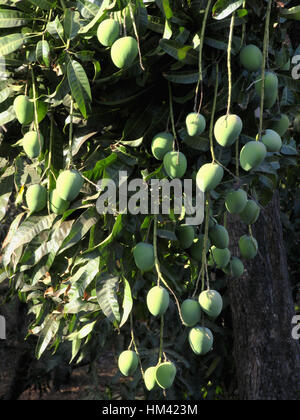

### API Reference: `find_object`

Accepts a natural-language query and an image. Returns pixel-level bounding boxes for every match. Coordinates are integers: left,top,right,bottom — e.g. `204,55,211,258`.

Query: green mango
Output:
188,326,213,355
240,141,267,171
146,286,169,316
97,19,120,47
111,36,138,68
239,200,260,225
196,162,224,192
23,131,44,158
26,184,47,213
210,246,231,268
155,362,176,389
240,44,263,72
255,71,278,109
269,114,290,137
294,114,300,133
260,129,282,152
176,224,195,249
189,235,211,262
56,169,83,202
180,299,201,327
133,242,155,272
14,95,34,125
209,224,229,249
163,151,187,179
185,112,206,137
225,189,248,214
214,114,243,147
239,235,258,259
118,350,139,376
49,189,70,215
198,289,223,318
151,132,173,160
144,366,158,391
223,257,244,278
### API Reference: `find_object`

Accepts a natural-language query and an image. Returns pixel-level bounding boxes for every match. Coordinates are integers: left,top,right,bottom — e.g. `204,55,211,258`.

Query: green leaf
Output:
0,166,14,222
212,0,243,20
68,251,100,296
0,105,16,125
3,214,57,268
36,40,50,67
64,9,81,41
119,278,133,328
0,10,29,28
159,39,198,65
0,33,25,56
67,59,92,118
35,316,60,359
96,273,120,325
29,0,57,11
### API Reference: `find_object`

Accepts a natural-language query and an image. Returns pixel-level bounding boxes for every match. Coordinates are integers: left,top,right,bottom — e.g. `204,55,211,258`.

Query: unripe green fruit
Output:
189,235,211,262
118,350,138,376
163,151,187,179
240,44,263,72
49,189,70,215
97,19,120,47
223,257,244,278
210,246,231,268
209,224,229,249
151,132,173,160
176,224,195,249
26,184,47,213
214,114,243,147
239,235,258,259
225,189,248,214
56,169,83,202
240,141,267,171
23,131,44,158
14,95,34,125
188,326,213,355
133,242,155,272
260,129,282,152
239,200,260,225
270,114,290,137
199,289,223,318
196,162,224,192
155,362,176,389
255,72,278,109
144,367,157,391
111,36,138,68
180,299,201,327
294,114,300,133
185,112,206,137
146,286,169,317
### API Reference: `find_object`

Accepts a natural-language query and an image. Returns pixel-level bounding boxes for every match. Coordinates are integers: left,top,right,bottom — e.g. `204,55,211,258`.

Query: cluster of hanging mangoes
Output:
116,41,291,390
13,95,84,215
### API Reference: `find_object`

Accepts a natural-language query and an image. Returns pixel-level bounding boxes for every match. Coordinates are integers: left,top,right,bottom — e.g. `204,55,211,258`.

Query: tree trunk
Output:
227,192,300,400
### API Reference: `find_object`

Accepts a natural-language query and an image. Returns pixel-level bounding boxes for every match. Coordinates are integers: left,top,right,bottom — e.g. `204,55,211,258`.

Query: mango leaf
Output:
159,39,198,65
47,16,64,39
68,251,100,296
3,214,57,268
67,59,92,118
0,166,14,222
0,33,25,56
29,0,57,10
36,40,50,67
0,105,16,126
76,0,100,18
64,9,81,41
0,10,29,28
212,0,243,20
119,278,133,328
96,273,120,325
35,316,60,359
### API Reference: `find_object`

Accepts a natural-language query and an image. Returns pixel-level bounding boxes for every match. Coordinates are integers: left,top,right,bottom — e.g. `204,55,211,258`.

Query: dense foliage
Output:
0,0,299,399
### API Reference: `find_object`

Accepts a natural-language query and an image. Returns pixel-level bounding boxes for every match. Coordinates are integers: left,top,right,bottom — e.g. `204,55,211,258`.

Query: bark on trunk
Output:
227,192,300,400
